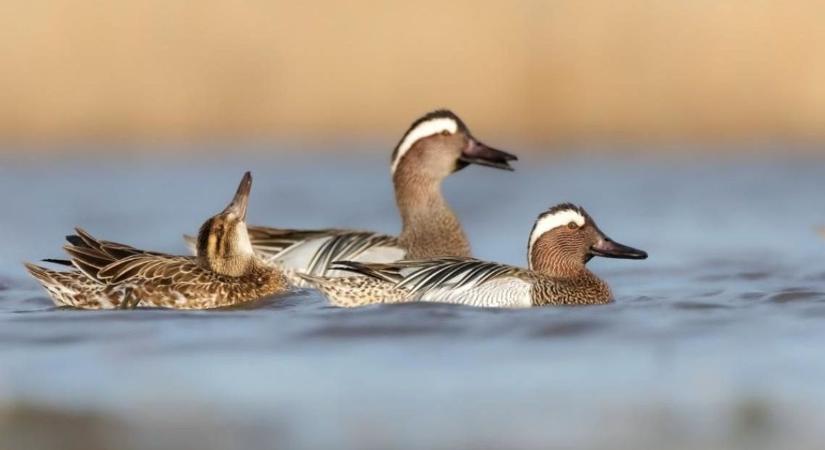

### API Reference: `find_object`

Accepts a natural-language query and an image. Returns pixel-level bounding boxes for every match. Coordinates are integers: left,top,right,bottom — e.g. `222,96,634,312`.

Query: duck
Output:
24,172,289,310
186,109,518,287
303,203,647,307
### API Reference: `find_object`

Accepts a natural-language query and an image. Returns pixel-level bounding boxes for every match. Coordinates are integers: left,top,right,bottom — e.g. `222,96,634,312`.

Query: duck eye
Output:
567,221,578,230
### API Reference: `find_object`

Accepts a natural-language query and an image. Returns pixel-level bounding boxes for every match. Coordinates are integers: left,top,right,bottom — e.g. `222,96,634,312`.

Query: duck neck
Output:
529,247,611,305
530,254,590,279
200,254,255,278
394,171,470,258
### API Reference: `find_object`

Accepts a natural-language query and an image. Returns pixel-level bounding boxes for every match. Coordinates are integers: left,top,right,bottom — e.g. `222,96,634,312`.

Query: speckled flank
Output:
301,275,411,308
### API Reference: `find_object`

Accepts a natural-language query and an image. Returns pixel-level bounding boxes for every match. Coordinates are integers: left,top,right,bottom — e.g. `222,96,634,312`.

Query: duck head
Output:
196,171,256,277
527,203,647,276
390,109,517,180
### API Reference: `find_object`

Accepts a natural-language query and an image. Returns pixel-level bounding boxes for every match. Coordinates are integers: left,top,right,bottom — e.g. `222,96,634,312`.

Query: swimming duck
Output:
304,204,647,307
25,172,289,310
186,109,517,287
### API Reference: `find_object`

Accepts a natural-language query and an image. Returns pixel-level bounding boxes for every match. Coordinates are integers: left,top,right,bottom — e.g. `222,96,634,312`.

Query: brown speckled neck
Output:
393,170,470,258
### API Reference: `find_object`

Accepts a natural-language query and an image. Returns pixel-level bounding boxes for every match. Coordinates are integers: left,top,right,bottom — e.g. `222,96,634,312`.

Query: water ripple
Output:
528,319,604,338
767,290,825,304
671,301,731,310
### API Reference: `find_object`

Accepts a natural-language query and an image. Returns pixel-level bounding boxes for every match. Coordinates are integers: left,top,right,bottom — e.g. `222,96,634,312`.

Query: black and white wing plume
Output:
247,227,406,276
332,257,533,307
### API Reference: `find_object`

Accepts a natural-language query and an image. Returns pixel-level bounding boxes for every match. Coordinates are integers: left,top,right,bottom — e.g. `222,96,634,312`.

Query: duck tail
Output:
24,262,70,307
294,272,353,307
24,262,56,285
298,266,411,307
24,262,109,309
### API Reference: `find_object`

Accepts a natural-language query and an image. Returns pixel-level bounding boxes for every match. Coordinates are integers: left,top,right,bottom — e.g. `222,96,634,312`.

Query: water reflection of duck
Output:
186,110,517,287
25,172,289,310
304,204,648,308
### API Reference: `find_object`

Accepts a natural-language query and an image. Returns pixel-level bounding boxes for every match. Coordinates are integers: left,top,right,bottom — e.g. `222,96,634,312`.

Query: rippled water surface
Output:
1,150,824,449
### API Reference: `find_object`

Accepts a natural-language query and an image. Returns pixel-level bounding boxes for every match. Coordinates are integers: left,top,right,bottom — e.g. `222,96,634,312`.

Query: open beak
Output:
223,171,252,220
589,236,647,260
459,139,518,171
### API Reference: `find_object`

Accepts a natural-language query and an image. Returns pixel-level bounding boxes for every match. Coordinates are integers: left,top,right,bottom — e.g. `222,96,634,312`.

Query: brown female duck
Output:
25,172,288,309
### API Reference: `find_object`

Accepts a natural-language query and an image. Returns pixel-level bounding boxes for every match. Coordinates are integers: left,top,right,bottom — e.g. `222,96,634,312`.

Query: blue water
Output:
1,148,824,449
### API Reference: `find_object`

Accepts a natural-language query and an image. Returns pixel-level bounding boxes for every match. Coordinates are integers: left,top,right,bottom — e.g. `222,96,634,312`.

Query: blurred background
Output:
1,0,823,149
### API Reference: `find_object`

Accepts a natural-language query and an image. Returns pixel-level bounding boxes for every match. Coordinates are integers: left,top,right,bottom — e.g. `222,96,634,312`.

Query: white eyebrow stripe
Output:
391,117,458,174
528,209,586,252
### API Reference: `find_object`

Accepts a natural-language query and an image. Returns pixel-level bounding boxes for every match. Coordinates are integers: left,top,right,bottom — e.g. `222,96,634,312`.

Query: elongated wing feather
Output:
76,228,165,260
246,227,355,259
42,258,73,266
331,257,526,301
62,228,170,282
96,254,195,284
240,226,405,278
303,232,402,276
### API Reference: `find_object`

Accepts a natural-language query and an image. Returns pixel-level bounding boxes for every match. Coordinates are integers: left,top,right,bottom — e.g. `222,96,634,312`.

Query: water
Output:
1,149,825,449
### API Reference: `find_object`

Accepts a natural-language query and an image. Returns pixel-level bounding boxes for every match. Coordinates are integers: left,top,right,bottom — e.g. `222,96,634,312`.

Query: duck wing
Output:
61,227,170,282
242,227,405,277
332,257,530,304
96,254,200,285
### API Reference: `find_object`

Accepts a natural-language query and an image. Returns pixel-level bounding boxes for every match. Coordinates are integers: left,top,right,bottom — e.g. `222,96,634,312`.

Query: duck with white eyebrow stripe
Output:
185,109,518,287
303,203,648,308
391,117,458,174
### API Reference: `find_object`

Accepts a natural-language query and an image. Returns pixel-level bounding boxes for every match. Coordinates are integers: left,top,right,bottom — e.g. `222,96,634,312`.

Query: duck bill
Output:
589,237,648,260
458,139,518,171
223,171,252,220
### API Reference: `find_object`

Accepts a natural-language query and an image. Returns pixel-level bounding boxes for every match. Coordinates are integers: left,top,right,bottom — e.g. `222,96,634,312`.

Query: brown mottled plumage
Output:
25,172,289,310
186,109,517,286
305,204,647,308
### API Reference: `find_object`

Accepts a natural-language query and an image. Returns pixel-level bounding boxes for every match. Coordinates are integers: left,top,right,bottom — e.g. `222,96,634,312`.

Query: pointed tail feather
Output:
25,262,55,284
42,258,73,266
24,262,111,308
24,262,69,307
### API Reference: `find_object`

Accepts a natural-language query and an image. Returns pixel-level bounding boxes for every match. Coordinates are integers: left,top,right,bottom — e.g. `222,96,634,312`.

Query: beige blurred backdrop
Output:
1,1,824,148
